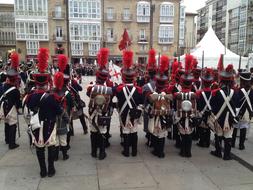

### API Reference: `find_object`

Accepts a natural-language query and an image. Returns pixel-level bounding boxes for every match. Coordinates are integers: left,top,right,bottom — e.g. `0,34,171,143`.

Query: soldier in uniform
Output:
53,55,73,160
0,52,21,149
174,55,198,157
115,50,143,157
146,55,173,158
26,48,63,177
196,68,214,148
142,49,157,146
232,71,253,150
87,48,113,160
166,59,184,147
210,64,238,160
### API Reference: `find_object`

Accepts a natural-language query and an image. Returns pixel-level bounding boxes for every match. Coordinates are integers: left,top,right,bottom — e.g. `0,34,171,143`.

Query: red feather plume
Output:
172,60,179,74
192,58,198,69
185,54,193,73
99,48,109,68
147,49,156,69
97,51,101,66
10,52,19,70
37,48,49,73
54,72,64,90
226,64,234,73
123,50,133,69
159,55,169,74
58,54,68,73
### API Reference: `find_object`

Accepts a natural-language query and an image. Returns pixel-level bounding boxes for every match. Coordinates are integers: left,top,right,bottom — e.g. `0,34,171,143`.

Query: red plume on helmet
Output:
123,50,133,69
54,72,64,90
10,52,19,70
58,54,68,73
172,59,179,75
147,49,156,70
37,48,49,73
99,48,109,69
185,54,193,73
191,58,198,69
226,64,233,73
159,55,169,75
97,51,101,65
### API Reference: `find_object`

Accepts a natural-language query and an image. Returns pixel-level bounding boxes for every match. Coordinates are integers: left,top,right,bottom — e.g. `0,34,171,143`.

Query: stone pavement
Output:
0,76,253,190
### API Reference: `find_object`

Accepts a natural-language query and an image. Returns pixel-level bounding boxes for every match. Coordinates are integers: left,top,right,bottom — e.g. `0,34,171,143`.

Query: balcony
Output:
158,37,174,44
72,50,83,56
104,13,117,21
53,35,66,42
52,11,65,19
138,36,149,44
121,14,133,22
160,16,173,23
105,35,117,43
137,15,150,23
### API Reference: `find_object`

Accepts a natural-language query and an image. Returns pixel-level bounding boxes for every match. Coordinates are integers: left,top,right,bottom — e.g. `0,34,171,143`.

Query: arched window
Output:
137,1,150,23
160,2,174,23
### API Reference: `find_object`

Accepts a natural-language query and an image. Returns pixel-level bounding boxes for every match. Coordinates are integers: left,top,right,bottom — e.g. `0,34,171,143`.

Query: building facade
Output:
184,12,197,54
14,0,181,63
103,0,181,64
15,0,68,63
197,0,253,56
0,4,16,62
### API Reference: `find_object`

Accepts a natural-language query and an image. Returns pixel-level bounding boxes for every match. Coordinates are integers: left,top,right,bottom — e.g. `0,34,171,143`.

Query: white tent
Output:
181,27,248,70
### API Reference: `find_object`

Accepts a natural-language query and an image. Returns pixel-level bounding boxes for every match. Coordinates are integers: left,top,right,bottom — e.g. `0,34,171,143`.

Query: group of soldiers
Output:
0,47,252,178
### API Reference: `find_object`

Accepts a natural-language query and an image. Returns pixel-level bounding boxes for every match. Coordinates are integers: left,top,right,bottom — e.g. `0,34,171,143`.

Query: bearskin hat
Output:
96,48,110,83
121,50,135,83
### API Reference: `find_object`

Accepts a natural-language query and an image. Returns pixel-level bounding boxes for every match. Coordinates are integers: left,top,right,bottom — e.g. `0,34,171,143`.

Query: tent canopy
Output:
181,27,248,70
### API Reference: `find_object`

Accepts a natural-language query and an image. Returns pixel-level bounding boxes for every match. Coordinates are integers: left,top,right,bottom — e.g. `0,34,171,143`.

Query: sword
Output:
17,112,21,138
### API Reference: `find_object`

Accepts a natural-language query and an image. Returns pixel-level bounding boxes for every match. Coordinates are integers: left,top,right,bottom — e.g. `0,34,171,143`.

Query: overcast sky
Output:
0,0,206,13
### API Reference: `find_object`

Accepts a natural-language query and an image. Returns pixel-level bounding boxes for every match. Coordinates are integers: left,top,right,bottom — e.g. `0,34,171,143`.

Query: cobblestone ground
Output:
0,76,253,190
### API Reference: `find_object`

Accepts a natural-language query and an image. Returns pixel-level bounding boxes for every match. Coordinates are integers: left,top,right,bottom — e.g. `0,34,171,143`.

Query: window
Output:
69,0,100,19
107,7,114,20
26,41,39,55
123,8,130,20
55,26,63,41
70,23,100,42
55,6,62,18
160,2,174,23
158,25,174,44
89,43,100,56
15,0,47,17
137,1,150,23
71,42,83,56
107,28,114,41
139,29,145,40
239,26,246,41
16,21,48,40
140,44,147,52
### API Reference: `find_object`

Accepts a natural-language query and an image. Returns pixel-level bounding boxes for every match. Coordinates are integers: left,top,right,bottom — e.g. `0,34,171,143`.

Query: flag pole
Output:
202,51,204,69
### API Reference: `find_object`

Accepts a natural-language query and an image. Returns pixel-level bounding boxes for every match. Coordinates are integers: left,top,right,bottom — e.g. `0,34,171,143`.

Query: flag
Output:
217,54,224,72
118,29,131,51
109,60,122,84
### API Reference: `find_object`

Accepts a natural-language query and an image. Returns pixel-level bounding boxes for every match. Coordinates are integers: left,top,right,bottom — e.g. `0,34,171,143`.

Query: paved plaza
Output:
0,76,253,190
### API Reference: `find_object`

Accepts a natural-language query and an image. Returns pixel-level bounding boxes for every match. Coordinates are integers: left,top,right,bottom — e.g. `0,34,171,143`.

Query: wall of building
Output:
184,13,197,53
0,4,16,61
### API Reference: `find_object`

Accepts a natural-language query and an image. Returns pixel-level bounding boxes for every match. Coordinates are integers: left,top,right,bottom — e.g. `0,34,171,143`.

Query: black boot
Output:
79,114,88,134
185,135,192,158
211,135,222,158
36,147,47,178
4,123,10,144
179,135,186,157
66,132,71,150
90,132,97,158
232,128,237,148
62,146,69,160
239,128,246,150
223,138,232,160
151,136,159,157
98,134,106,160
157,137,165,158
122,134,130,157
48,146,56,177
204,129,211,148
54,146,59,161
9,125,19,150
131,133,138,157
174,129,181,149
197,128,205,147
192,127,199,141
